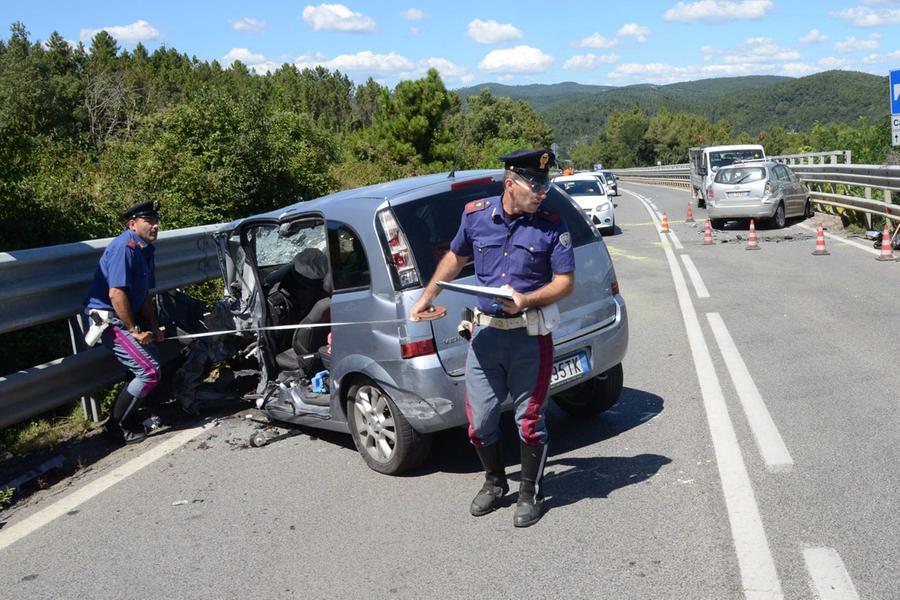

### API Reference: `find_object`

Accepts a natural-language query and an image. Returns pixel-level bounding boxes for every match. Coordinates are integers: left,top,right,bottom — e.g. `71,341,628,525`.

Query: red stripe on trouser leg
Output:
111,327,160,396
465,392,484,446
521,334,553,445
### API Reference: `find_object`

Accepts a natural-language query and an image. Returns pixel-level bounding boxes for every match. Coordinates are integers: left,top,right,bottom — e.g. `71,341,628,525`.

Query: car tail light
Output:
707,186,714,199
764,181,773,195
400,338,436,359
611,280,620,295
378,209,420,288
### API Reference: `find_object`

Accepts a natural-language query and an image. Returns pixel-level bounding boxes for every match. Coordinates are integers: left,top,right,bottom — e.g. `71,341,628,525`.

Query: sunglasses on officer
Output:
511,175,552,195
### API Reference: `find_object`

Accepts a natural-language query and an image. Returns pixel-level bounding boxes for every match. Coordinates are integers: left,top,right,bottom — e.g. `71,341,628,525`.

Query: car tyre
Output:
553,363,624,417
804,199,814,219
770,202,786,229
347,379,432,475
710,218,726,230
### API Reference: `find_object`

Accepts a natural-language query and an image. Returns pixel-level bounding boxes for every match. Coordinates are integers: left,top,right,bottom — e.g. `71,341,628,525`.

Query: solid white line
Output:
797,223,880,256
680,255,710,298
706,313,794,473
0,425,207,552
804,547,860,600
668,230,684,250
627,188,784,599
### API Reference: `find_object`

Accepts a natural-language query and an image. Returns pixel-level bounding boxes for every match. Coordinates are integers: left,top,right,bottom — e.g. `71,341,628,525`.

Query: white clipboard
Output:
437,281,514,300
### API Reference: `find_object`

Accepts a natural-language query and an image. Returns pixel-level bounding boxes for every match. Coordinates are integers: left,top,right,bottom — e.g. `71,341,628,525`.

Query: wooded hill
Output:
458,71,888,149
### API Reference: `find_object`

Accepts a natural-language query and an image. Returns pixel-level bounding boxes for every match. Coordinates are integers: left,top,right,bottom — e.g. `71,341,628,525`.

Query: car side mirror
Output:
698,167,708,176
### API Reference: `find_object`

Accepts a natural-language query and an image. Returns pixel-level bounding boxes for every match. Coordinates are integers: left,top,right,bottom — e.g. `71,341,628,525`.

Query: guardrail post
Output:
845,151,852,164
864,187,873,229
67,314,100,422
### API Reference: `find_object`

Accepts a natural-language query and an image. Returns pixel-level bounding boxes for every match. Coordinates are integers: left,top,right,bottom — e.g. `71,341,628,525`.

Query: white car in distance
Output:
553,173,615,235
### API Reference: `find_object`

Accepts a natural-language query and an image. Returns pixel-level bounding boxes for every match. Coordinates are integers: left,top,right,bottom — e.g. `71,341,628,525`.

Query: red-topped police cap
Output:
500,148,556,183
122,199,161,220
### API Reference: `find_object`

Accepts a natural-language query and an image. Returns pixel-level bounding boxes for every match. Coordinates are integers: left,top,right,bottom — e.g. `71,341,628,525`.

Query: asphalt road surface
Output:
1,182,897,600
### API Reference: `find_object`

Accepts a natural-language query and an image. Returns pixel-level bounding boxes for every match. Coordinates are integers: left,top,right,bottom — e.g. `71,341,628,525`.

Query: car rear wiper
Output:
733,174,753,184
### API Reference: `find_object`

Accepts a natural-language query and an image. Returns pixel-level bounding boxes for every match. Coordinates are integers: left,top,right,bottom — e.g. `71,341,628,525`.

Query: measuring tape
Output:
163,306,448,341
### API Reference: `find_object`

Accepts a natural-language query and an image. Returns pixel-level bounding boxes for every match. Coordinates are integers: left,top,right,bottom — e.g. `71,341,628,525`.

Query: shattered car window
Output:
251,220,327,268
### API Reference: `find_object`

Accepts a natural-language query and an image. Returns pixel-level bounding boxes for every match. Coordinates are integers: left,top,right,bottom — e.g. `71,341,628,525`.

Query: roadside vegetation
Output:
0,20,894,454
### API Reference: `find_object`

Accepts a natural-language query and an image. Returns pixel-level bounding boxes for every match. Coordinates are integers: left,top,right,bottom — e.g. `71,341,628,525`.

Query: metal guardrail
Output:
613,158,900,228
0,224,227,429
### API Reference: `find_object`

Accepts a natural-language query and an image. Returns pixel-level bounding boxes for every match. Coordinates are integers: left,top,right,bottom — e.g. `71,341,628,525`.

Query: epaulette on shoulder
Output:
537,207,560,224
464,199,491,214
127,238,137,249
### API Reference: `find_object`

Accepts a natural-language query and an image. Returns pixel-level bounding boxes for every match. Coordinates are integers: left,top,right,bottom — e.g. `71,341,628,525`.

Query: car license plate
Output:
727,190,750,197
550,352,590,388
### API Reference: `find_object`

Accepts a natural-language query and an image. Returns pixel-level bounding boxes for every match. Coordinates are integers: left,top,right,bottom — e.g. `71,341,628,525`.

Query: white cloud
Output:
231,17,266,32
302,3,376,32
700,37,801,64
861,49,900,64
467,19,523,44
571,33,619,48
290,50,472,83
401,8,425,21
80,19,161,44
478,45,553,73
412,57,474,83
616,23,651,43
818,56,852,68
327,50,413,72
781,62,817,76
830,6,900,27
563,53,620,70
664,0,773,23
222,48,279,74
799,29,828,44
834,33,881,53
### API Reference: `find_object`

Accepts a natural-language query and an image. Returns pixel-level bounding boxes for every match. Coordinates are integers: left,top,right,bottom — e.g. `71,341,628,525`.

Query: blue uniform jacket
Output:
85,230,156,313
449,195,575,315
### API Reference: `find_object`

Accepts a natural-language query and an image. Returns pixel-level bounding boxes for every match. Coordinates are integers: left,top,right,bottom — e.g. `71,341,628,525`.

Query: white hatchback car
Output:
553,174,615,234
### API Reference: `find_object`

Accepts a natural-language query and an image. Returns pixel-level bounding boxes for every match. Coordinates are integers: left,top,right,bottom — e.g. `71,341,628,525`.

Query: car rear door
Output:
390,181,616,376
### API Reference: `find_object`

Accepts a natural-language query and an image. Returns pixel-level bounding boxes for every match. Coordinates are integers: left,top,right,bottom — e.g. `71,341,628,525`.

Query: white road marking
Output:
680,255,710,298
804,547,860,600
626,187,785,599
797,223,880,256
706,313,794,473
0,425,208,552
668,230,684,250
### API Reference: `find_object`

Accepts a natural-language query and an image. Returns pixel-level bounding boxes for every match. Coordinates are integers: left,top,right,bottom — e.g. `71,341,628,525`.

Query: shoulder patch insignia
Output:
464,199,491,214
127,238,137,249
538,208,560,224
559,232,571,248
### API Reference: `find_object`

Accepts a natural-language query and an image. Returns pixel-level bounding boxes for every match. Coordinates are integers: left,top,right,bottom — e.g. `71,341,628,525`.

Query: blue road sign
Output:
891,69,900,115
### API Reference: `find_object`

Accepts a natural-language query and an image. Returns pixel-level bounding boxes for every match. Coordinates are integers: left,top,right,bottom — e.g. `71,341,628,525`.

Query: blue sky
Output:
4,1,899,88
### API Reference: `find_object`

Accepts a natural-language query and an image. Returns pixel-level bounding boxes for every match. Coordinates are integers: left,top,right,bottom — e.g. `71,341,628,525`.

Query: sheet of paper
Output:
437,281,515,300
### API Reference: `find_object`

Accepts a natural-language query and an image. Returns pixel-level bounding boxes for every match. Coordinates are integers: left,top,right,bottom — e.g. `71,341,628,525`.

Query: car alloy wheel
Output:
351,384,396,464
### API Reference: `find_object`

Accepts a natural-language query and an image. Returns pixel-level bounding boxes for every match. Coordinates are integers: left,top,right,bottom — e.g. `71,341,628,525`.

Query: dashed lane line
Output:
803,547,860,600
706,312,794,473
627,187,785,599
0,425,208,552
680,255,710,298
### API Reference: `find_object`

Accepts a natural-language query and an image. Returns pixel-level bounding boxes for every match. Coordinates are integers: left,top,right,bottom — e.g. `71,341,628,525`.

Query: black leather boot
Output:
103,388,147,445
470,442,509,516
514,442,548,528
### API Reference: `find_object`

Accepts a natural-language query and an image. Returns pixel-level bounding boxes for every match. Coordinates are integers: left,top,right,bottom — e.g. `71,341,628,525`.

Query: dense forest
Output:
0,22,894,256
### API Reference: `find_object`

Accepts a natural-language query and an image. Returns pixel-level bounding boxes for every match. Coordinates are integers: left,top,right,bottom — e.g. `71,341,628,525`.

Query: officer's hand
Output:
133,331,154,345
500,290,529,314
409,297,433,321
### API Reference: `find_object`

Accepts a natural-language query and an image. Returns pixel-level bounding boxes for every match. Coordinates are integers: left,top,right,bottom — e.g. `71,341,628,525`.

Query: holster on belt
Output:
84,310,113,347
525,303,560,336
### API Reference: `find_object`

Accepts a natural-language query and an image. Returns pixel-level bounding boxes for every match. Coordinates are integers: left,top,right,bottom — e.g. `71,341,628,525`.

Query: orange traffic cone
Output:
660,212,670,233
746,219,760,250
703,219,714,245
875,223,896,262
811,223,829,255
685,202,695,223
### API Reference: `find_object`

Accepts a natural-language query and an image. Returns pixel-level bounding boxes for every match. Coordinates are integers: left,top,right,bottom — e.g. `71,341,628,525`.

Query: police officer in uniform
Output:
84,200,164,444
410,149,575,527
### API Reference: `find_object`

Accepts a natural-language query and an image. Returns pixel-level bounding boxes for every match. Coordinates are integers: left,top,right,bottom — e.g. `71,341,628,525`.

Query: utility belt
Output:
84,309,116,347
473,303,559,336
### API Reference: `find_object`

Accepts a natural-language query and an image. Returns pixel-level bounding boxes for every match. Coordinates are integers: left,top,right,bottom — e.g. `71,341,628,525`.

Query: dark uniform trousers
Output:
464,325,553,447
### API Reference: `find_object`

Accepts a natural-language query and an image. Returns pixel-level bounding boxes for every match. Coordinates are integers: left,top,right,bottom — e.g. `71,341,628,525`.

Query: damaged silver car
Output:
210,170,629,475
